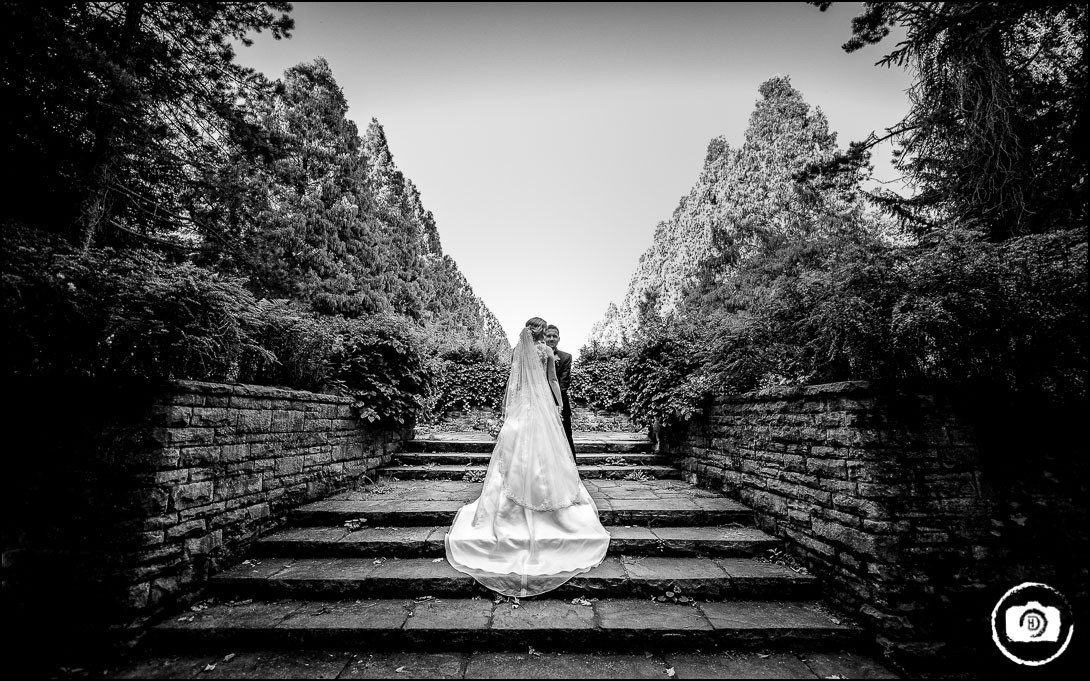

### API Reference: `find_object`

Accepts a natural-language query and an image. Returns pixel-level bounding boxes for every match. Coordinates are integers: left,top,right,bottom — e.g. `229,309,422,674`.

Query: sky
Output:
234,2,914,356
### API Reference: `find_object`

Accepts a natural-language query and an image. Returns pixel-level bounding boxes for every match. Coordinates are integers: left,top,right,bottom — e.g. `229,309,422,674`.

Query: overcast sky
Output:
235,2,913,355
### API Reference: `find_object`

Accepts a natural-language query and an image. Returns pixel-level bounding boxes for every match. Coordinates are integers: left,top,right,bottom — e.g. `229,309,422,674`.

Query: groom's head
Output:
545,325,560,349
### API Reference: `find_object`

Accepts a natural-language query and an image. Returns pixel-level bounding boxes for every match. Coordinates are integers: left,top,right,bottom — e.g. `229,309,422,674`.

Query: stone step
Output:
209,556,817,601
378,464,681,481
252,525,781,558
112,649,901,679
404,433,652,454
394,452,668,466
148,597,862,653
292,483,754,528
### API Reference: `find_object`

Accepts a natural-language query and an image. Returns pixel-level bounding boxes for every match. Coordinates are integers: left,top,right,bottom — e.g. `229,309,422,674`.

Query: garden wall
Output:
660,380,1087,670
3,379,408,656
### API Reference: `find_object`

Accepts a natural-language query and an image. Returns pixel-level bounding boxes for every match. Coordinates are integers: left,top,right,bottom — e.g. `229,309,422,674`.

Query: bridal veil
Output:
444,327,610,597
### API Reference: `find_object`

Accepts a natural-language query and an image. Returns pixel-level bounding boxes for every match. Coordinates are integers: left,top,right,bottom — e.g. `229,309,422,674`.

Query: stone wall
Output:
4,379,408,657
660,380,1087,670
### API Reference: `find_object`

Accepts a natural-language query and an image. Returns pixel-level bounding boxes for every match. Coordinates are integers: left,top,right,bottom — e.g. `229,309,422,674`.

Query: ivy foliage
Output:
622,320,710,430
570,345,629,413
2,226,267,382
428,353,509,415
2,227,437,426
327,315,433,426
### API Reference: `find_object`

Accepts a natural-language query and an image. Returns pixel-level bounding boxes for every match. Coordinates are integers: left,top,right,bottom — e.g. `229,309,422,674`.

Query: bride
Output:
444,317,610,597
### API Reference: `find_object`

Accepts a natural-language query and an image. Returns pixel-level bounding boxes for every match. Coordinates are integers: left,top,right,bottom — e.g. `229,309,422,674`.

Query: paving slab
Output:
621,556,729,597
278,599,412,632
404,598,494,631
697,601,860,648
191,650,352,679
491,599,597,632
715,558,816,598
651,526,777,556
464,652,666,679
154,600,305,634
339,652,468,679
214,555,813,600
799,651,901,678
110,653,212,678
665,651,818,679
595,599,713,633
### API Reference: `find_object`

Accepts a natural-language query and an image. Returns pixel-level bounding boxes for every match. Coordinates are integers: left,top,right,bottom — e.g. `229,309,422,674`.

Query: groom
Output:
544,324,576,460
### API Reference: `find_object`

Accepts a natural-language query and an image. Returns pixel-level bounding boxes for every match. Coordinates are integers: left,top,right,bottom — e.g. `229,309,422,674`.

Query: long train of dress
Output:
444,375,610,597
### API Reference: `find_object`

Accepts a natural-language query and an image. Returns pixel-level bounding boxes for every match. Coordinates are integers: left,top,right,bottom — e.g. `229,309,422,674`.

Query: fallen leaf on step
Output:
203,663,217,672
223,653,236,662
666,668,675,677
432,557,444,563
395,666,407,673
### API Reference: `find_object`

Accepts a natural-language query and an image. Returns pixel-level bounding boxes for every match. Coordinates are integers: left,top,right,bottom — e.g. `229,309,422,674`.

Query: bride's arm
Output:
546,352,563,408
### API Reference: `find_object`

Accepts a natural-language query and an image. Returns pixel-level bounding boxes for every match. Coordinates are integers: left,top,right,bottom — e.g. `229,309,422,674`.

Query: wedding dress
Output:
444,327,610,597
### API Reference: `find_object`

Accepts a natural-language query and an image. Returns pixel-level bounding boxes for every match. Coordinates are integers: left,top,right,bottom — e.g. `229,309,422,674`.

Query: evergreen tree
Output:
589,76,862,346
1,2,294,247
810,2,1088,240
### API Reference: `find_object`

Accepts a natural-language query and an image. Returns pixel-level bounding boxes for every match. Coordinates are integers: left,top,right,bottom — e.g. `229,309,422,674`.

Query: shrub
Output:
2,227,266,382
427,355,509,415
326,314,434,425
622,319,711,429
237,299,340,391
701,226,1088,406
570,350,629,412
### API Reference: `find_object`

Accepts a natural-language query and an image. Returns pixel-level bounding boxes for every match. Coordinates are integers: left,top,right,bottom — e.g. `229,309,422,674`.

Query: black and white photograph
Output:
2,2,1086,678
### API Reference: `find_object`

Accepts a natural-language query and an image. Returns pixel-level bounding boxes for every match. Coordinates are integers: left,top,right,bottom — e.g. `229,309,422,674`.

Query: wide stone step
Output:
148,597,862,653
378,464,681,481
253,525,781,558
292,495,753,528
290,479,750,528
404,433,652,454
394,452,668,466
209,556,816,600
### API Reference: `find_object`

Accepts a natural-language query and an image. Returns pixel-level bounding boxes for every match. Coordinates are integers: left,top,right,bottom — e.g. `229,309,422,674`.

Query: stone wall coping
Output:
163,379,353,404
718,380,876,404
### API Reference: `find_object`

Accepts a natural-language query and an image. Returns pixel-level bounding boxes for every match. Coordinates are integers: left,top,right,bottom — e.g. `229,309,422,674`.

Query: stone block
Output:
304,418,333,432
807,458,848,479
152,405,192,427
173,481,214,510
166,519,207,540
126,581,151,610
178,500,226,521
179,446,220,467
832,494,890,520
190,407,231,427
153,469,189,485
236,410,272,433
165,428,214,446
275,455,306,476
214,474,263,502
220,444,250,462
785,527,837,557
185,530,223,556
304,450,334,467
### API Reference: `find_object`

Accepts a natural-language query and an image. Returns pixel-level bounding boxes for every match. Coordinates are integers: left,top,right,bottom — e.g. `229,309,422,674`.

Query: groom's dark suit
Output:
554,348,576,459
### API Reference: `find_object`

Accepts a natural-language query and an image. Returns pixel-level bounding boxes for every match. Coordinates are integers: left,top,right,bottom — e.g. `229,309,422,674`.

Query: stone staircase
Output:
135,432,895,676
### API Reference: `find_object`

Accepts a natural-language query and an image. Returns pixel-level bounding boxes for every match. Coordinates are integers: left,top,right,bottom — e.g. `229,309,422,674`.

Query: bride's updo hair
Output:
525,317,547,340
